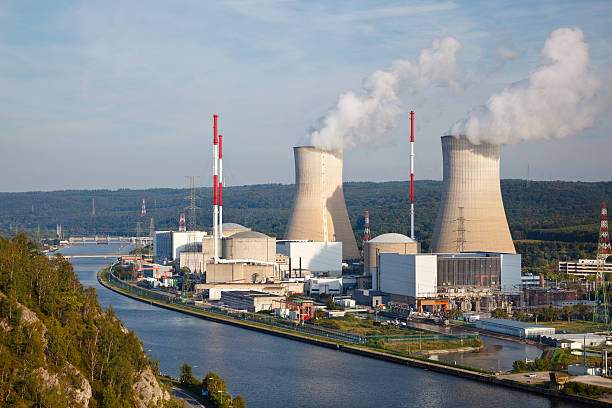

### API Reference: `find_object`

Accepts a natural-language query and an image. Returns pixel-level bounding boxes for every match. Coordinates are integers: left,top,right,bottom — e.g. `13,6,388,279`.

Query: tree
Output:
232,395,247,408
561,306,572,323
491,308,509,319
447,308,463,319
179,363,199,388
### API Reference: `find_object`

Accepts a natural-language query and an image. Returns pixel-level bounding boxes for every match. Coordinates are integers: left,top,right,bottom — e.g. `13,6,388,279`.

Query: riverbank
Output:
97,268,611,407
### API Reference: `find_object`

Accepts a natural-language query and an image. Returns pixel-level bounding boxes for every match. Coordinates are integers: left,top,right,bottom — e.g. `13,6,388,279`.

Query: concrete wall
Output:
179,252,204,273
205,262,276,283
222,233,276,262
284,147,359,260
377,254,437,298
171,231,208,260
430,136,515,254
276,241,342,275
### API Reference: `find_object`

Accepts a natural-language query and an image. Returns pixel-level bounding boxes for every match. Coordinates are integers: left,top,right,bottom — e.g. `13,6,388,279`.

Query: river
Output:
60,244,580,408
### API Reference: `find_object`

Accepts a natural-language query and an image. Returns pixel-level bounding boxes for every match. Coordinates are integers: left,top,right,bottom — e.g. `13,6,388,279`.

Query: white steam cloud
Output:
309,37,462,150
452,28,601,145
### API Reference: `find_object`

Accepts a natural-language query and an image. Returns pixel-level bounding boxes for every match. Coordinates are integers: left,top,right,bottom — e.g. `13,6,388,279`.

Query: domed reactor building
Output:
430,135,515,254
284,146,360,260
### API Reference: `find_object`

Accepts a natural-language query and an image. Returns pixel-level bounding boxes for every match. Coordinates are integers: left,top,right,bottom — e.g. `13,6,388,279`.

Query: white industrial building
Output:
475,318,555,338
304,276,343,296
153,231,208,263
276,240,342,276
374,254,437,298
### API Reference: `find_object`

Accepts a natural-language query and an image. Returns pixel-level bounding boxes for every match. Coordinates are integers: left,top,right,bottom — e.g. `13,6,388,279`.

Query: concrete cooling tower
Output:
285,146,360,260
430,135,516,254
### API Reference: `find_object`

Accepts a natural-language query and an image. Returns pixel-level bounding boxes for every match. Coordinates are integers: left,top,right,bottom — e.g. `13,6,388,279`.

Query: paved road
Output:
171,387,206,408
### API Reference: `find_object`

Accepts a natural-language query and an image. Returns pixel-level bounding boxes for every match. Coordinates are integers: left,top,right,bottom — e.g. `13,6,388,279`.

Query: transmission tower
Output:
361,210,371,259
185,176,200,231
141,199,146,217
594,202,612,325
455,206,466,253
92,198,96,216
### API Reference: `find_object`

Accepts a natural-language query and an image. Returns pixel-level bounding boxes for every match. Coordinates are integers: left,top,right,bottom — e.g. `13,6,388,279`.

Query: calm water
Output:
60,244,579,408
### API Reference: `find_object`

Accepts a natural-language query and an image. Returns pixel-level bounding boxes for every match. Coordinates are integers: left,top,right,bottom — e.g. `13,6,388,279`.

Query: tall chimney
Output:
219,134,223,239
213,114,219,263
285,146,360,260
410,110,415,240
430,135,515,253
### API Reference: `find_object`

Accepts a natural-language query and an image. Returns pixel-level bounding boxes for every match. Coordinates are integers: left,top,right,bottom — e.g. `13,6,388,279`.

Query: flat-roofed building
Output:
475,318,555,338
220,290,283,312
558,259,612,279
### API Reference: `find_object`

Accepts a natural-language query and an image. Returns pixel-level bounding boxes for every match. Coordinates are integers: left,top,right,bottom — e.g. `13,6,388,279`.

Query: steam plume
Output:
452,28,601,145
309,37,462,150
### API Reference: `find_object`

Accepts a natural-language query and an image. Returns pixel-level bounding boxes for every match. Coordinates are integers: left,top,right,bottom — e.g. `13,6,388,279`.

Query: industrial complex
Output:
137,113,535,320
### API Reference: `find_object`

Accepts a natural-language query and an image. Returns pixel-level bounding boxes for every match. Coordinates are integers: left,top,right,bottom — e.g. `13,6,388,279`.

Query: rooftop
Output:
369,233,417,244
224,290,279,297
228,230,271,239
479,318,549,329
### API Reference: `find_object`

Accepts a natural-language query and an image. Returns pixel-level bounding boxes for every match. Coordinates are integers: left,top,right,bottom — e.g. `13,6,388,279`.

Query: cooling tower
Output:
285,146,360,260
430,135,516,254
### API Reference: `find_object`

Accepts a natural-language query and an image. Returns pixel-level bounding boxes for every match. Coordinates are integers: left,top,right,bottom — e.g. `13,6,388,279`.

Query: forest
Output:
1,180,610,278
0,234,182,407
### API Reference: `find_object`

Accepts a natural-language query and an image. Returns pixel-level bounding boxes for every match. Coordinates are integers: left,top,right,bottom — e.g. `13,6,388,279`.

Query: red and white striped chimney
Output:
213,114,219,263
410,110,415,240
219,134,223,239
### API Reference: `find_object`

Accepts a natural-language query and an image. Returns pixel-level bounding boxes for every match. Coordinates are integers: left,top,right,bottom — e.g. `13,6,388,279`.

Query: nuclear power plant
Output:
284,146,360,260
430,135,516,254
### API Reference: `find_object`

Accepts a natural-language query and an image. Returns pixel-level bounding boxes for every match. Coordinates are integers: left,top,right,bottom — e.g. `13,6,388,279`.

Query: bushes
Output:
564,381,610,398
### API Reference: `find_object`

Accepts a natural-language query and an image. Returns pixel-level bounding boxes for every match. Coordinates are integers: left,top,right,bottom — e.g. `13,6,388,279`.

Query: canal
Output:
61,244,579,408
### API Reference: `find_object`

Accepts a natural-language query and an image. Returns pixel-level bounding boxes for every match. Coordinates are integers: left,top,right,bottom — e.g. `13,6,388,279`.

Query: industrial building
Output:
363,233,420,276
220,290,283,312
304,276,343,296
276,240,342,277
153,230,208,263
371,252,521,312
475,318,555,338
374,253,437,299
430,135,516,254
284,146,360,260
558,259,612,279
195,281,304,300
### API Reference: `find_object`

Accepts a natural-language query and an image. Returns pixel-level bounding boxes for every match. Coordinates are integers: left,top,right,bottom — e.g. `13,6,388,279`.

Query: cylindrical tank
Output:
284,146,360,260
364,233,420,275
430,135,515,254
222,231,276,262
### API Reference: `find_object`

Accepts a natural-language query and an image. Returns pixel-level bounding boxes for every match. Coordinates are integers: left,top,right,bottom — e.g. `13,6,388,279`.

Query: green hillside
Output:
0,234,183,407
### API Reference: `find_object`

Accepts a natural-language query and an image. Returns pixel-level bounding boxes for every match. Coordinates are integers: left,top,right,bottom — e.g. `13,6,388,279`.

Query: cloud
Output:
308,37,462,150
451,27,604,145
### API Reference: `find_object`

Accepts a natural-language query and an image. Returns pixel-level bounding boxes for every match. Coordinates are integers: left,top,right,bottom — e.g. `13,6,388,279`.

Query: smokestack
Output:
285,146,360,260
219,134,223,239
213,114,219,263
410,110,415,240
430,135,515,254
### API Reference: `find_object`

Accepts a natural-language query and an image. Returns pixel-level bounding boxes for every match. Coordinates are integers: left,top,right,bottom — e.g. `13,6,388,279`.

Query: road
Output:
171,387,207,408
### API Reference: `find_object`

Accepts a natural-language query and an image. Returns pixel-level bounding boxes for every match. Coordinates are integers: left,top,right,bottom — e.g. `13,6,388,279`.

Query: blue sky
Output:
0,0,610,192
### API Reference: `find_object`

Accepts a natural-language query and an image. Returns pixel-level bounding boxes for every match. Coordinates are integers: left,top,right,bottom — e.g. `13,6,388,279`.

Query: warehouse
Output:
475,318,555,338
220,290,283,312
153,230,208,263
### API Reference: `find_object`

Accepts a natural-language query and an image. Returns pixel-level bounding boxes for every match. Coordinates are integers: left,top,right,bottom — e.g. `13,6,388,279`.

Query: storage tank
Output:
364,233,420,276
284,146,360,260
222,231,276,262
430,135,515,254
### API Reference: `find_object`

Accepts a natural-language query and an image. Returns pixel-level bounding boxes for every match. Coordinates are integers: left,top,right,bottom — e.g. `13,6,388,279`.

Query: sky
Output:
0,0,611,192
